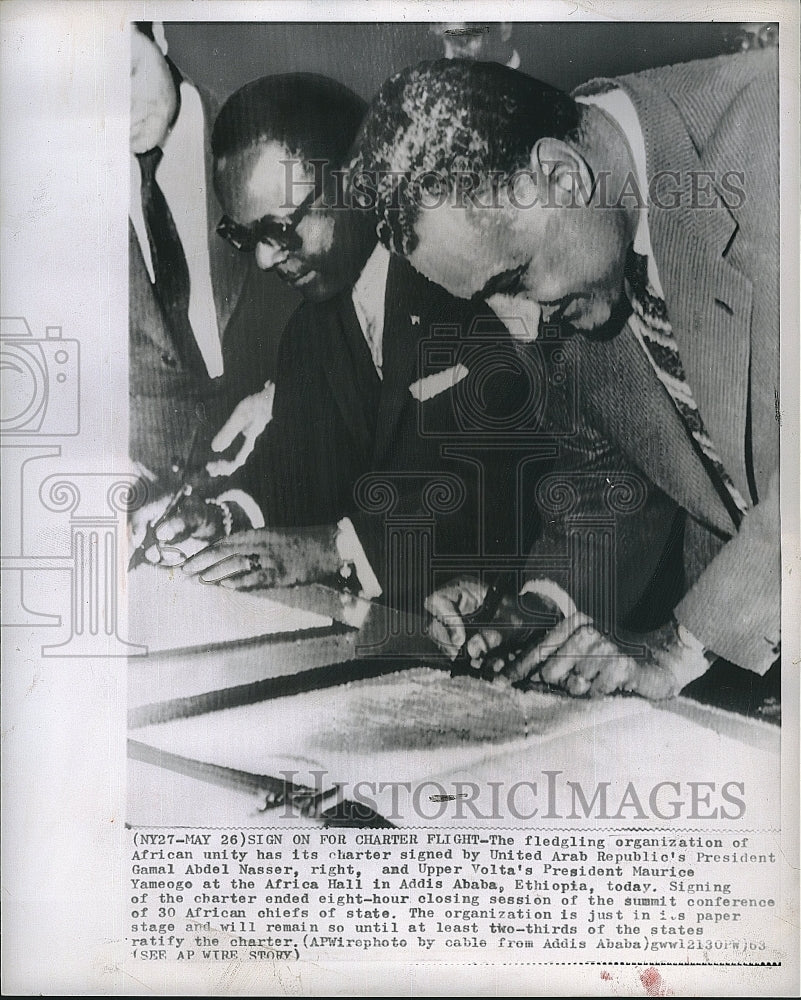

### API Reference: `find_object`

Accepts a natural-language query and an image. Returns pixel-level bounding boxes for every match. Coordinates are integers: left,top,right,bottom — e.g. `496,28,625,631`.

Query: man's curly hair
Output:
350,59,583,256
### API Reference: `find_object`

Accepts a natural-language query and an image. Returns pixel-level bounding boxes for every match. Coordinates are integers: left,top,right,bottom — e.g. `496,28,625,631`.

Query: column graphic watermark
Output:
0,315,146,656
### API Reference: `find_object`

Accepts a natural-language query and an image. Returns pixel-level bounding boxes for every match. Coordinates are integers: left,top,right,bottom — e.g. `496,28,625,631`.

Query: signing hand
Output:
498,617,713,700
424,576,560,662
130,495,171,557
129,490,227,567
425,576,488,659
206,382,276,478
181,525,341,589
153,492,227,547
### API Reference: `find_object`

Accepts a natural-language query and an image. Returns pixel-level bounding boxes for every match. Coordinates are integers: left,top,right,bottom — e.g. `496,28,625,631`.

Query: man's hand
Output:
153,493,227,547
426,575,713,700
424,576,560,662
425,576,488,659
181,524,341,589
206,382,275,478
129,495,169,557
495,617,713,700
130,491,226,567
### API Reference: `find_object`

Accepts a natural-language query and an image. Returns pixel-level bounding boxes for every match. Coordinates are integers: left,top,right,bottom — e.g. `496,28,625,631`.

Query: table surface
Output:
127,579,781,828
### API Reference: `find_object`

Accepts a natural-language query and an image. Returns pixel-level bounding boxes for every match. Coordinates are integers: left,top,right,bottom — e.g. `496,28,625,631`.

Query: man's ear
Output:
530,137,594,207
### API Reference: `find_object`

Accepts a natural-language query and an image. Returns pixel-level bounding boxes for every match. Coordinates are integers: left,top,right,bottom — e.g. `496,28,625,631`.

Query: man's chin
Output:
570,294,633,343
130,117,171,156
292,272,353,304
293,277,331,303
276,269,320,299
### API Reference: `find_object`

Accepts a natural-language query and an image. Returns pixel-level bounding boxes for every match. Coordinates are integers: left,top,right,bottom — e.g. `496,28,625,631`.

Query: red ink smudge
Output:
601,971,612,981
640,967,672,996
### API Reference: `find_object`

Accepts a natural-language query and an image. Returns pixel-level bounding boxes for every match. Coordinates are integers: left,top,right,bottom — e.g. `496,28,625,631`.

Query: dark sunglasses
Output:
216,186,318,253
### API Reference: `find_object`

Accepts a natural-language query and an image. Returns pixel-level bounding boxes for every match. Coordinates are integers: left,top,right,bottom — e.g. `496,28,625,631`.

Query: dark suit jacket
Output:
129,82,274,491
529,49,779,673
241,253,546,610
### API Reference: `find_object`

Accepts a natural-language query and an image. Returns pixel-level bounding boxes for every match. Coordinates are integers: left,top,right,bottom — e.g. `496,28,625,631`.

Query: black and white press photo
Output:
1,4,798,996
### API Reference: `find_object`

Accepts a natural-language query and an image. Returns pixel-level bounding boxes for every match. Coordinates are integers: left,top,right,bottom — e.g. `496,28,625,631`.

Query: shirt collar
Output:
351,243,391,377
352,242,390,310
160,79,202,170
576,87,665,297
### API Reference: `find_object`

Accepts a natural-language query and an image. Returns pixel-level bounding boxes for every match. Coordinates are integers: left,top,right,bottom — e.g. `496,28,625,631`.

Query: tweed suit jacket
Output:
528,49,779,673
129,82,274,491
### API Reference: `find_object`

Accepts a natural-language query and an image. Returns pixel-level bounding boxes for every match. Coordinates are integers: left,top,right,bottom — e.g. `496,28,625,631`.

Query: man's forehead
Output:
218,140,315,218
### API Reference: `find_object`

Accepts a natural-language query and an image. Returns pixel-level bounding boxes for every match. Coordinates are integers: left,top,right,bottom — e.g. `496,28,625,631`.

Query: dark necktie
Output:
624,246,748,527
138,147,198,370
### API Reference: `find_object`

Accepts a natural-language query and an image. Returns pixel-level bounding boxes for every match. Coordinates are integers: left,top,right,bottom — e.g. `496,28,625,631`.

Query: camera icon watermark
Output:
0,316,80,436
416,315,579,442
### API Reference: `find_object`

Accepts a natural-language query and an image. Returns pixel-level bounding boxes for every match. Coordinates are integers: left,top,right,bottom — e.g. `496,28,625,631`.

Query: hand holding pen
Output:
424,575,661,699
127,481,196,570
447,571,517,679
128,426,217,570
425,574,569,685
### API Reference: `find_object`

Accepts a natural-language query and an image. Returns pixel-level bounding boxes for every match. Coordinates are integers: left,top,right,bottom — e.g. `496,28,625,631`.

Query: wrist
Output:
334,517,382,599
674,618,703,653
669,616,716,689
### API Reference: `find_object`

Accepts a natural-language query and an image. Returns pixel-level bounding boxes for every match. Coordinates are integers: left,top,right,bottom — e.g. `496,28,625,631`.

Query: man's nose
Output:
254,240,289,270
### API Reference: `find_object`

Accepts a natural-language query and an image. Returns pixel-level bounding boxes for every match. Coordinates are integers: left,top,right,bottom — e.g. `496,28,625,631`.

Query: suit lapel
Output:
317,293,379,461
621,76,754,506
372,257,424,463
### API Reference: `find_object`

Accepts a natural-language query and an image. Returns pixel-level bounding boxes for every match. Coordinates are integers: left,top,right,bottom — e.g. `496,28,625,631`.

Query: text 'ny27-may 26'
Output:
127,827,782,965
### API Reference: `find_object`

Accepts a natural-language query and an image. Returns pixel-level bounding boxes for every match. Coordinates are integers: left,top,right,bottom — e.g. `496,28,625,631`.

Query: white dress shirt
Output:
351,243,391,378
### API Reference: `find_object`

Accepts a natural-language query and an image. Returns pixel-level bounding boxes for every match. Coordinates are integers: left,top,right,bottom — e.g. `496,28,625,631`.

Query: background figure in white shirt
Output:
129,22,275,547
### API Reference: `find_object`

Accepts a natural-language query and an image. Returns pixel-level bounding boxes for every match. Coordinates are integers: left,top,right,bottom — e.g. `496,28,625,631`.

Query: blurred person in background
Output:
129,21,275,548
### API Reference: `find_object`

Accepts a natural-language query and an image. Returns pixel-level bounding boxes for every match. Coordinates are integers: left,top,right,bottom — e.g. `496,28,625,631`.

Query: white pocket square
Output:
408,364,469,402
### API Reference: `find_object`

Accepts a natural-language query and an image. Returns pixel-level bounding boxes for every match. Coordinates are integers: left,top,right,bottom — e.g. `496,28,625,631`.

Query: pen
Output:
450,570,517,680
128,425,202,571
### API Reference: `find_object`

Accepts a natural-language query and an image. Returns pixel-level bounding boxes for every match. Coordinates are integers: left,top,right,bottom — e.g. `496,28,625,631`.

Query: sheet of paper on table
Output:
129,667,780,828
131,667,651,791
126,562,334,653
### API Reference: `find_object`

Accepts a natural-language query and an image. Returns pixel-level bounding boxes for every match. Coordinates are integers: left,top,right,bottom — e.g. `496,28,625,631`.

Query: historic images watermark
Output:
268,769,749,823
274,156,748,214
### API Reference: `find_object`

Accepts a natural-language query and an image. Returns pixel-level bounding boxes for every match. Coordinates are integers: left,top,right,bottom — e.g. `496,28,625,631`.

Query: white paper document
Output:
127,564,333,653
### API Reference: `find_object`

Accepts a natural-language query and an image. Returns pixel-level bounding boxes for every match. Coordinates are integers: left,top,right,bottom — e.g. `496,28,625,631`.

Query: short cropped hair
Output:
212,73,367,170
351,59,583,255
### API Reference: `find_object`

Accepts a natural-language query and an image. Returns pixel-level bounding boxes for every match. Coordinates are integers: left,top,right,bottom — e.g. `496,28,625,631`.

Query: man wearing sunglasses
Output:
158,72,538,612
